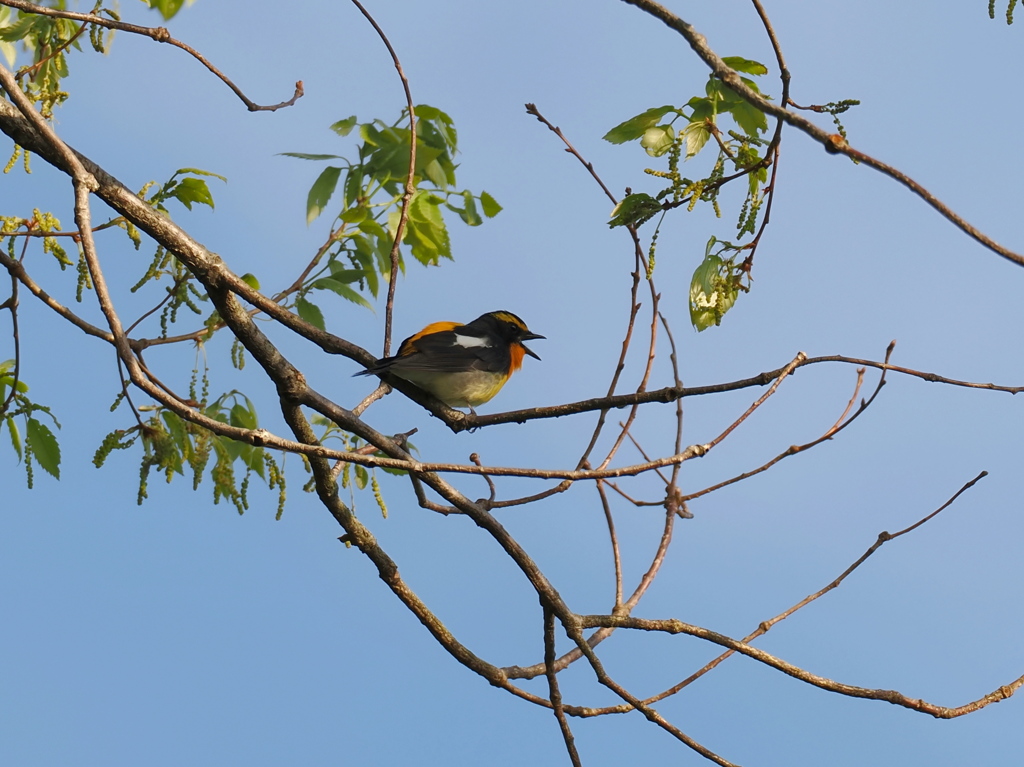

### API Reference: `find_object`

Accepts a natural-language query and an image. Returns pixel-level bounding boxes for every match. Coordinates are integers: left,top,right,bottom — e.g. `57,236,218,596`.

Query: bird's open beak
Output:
520,332,545,360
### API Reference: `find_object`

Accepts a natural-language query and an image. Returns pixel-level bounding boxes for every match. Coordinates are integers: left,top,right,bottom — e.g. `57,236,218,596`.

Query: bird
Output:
355,310,544,410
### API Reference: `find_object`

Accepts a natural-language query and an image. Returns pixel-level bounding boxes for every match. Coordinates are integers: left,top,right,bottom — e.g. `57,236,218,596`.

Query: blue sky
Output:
3,1,1024,765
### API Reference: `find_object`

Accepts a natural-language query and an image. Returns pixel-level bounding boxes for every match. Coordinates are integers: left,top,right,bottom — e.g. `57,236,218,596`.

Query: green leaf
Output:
311,277,374,310
349,237,380,297
340,206,368,224
687,96,716,123
354,464,369,490
722,56,769,76
689,241,740,331
641,125,675,157
26,417,60,479
457,190,482,226
330,116,359,137
416,104,457,150
4,414,21,460
604,105,677,144
706,80,742,111
422,158,448,189
229,402,258,430
240,273,261,290
415,104,441,120
404,192,451,264
730,101,768,136
279,152,345,161
295,296,326,330
170,178,216,211
479,191,502,218
682,121,711,159
608,193,662,229
0,15,35,45
306,166,342,225
175,168,228,182
343,167,363,209
0,40,15,68
143,0,189,21
326,266,365,283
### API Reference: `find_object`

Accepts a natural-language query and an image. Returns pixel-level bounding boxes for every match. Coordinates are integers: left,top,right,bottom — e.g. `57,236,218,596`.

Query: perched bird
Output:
355,310,544,410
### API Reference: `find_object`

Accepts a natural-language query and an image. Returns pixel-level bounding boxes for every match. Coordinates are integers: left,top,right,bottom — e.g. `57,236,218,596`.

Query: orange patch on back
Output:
400,321,460,355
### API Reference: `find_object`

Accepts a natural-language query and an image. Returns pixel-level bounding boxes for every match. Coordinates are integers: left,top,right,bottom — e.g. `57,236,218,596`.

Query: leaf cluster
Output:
605,56,771,329
282,104,501,328
1,359,61,486
0,1,122,118
94,389,286,518
688,237,750,332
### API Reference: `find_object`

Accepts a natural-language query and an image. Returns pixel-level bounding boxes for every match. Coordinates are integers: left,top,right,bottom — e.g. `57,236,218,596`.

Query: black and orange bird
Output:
355,310,544,410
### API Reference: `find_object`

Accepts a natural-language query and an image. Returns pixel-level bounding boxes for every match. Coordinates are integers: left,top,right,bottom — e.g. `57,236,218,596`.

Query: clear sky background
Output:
3,1,1023,765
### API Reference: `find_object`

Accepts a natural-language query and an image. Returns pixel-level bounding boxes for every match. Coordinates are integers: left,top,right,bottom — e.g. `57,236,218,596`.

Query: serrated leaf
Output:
479,191,502,218
0,15,35,44
457,191,482,226
641,125,675,157
326,266,366,283
306,166,342,225
422,158,448,188
404,192,451,264
417,104,457,150
340,206,368,224
731,101,768,136
343,168,363,209
687,96,716,123
349,237,380,297
170,178,215,211
27,417,60,479
145,0,188,21
682,121,711,159
608,193,662,229
229,402,258,430
330,116,359,136
721,56,769,76
689,251,739,331
707,80,741,113
603,105,677,144
0,40,16,68
311,277,374,310
295,296,326,330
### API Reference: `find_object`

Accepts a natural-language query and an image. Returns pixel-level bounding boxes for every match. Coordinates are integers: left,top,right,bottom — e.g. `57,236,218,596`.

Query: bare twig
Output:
0,0,303,111
569,471,990,717
350,0,416,357
543,606,582,767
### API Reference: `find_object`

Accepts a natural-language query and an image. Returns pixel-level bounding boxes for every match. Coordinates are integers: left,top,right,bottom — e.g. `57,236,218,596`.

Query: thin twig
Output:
681,362,871,503
595,479,624,608
470,452,497,504
568,470,990,717
350,0,416,357
0,0,303,111
543,606,582,767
